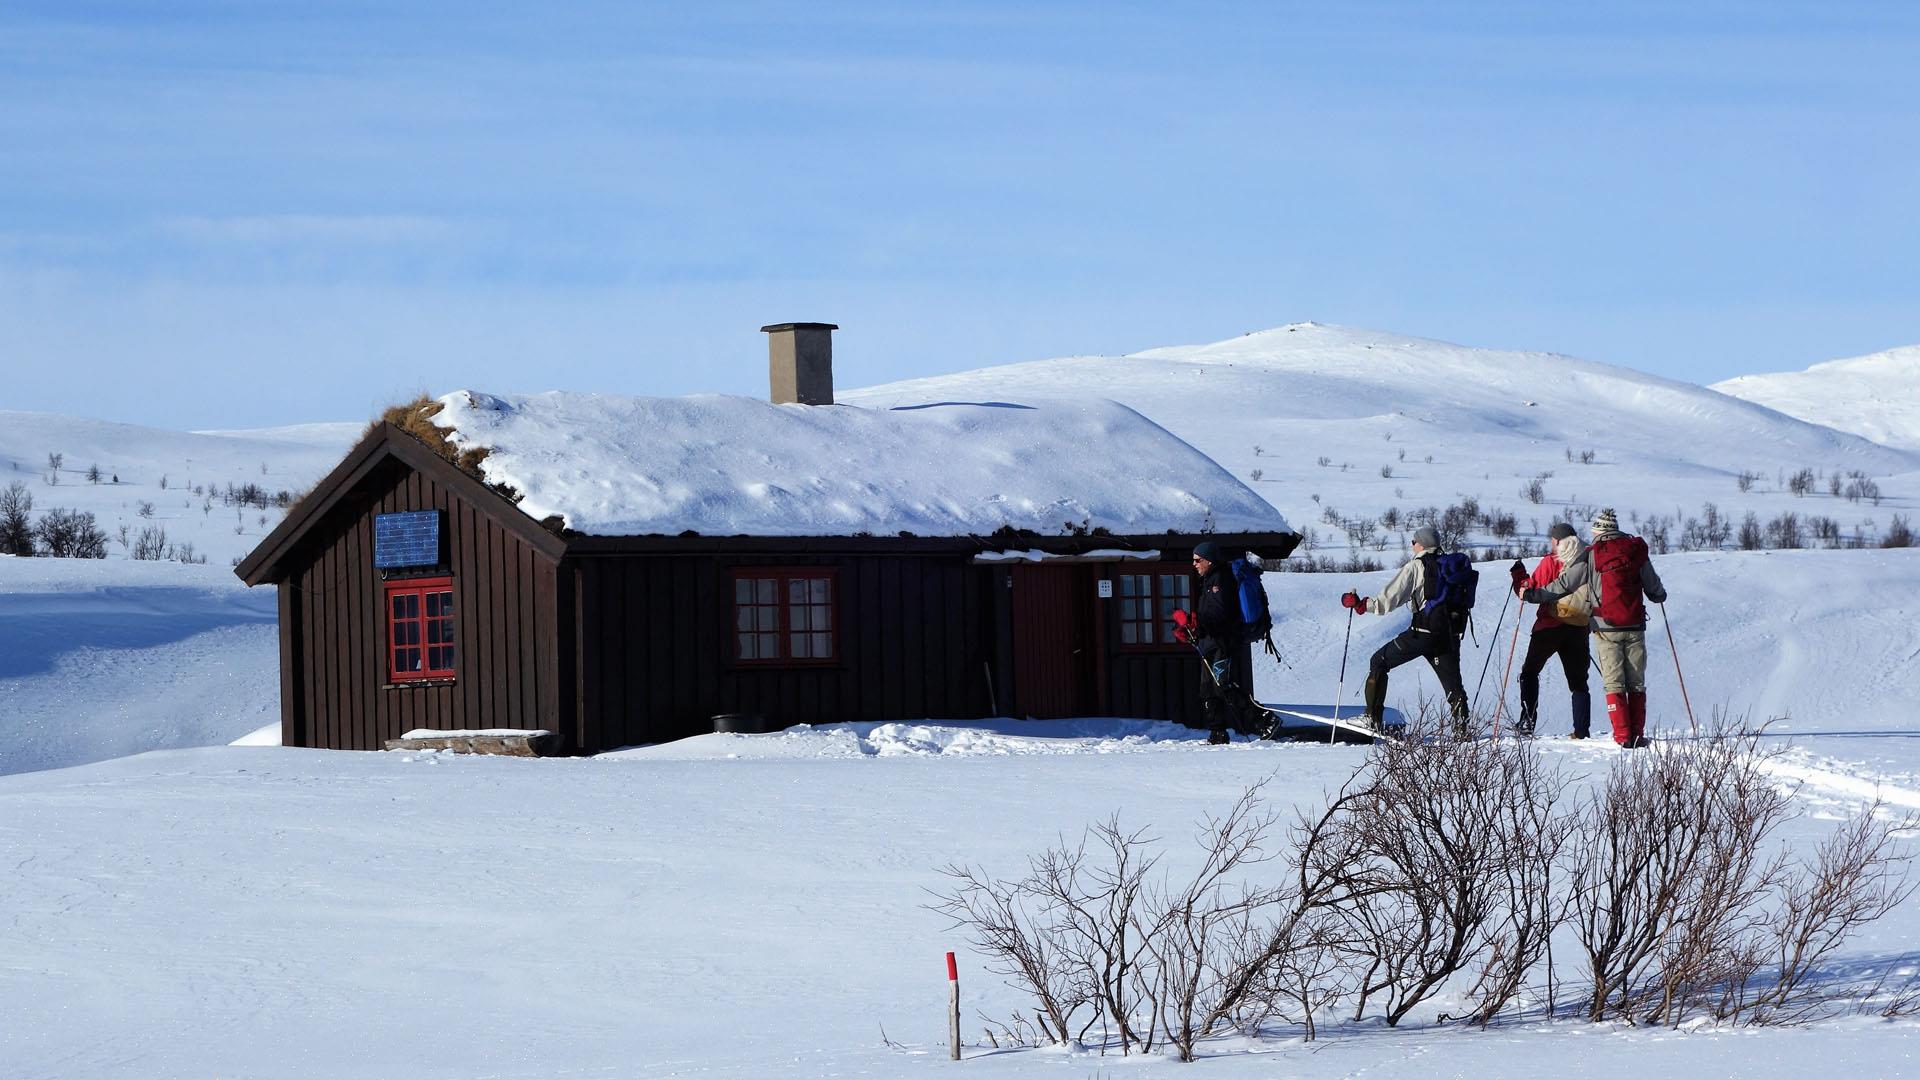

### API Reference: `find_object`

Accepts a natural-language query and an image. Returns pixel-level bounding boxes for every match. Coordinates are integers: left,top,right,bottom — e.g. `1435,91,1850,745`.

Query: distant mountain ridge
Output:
847,322,1919,546
1713,345,1920,452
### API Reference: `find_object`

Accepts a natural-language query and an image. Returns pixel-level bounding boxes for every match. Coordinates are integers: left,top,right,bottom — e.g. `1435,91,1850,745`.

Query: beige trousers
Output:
1593,630,1649,694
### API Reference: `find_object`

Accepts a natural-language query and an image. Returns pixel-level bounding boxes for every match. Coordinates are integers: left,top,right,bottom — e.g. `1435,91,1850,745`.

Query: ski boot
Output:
1568,691,1591,740
1206,727,1231,746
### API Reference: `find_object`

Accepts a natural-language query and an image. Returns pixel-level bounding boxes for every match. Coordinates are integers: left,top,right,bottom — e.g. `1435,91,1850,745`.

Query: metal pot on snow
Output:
711,713,770,734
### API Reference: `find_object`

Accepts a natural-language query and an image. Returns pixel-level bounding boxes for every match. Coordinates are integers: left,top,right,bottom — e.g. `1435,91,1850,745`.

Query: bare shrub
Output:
33,508,108,558
1765,512,1804,549
1520,476,1546,504
1736,469,1761,494
1738,511,1764,550
1788,467,1816,497
1885,515,1914,548
0,481,33,556
131,525,170,561
1679,503,1731,551
1307,715,1572,1026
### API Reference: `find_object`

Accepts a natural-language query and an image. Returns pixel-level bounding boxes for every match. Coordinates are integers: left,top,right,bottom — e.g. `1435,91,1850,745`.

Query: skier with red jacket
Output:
1508,522,1592,739
1524,509,1667,748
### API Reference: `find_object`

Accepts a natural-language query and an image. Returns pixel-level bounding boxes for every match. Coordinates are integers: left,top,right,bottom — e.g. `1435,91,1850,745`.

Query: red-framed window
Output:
1116,567,1193,650
386,576,456,682
732,569,838,665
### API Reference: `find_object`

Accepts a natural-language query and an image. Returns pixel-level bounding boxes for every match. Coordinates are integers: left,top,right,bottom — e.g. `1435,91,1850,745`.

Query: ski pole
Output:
1331,608,1355,744
1490,601,1528,732
1472,582,1515,712
1660,602,1697,737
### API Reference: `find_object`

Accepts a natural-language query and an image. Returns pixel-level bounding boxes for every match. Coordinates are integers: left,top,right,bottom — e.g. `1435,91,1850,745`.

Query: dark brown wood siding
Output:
281,459,567,750
570,552,995,750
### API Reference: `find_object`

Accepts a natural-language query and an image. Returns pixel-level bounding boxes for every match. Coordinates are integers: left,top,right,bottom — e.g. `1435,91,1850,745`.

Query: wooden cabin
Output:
235,326,1297,753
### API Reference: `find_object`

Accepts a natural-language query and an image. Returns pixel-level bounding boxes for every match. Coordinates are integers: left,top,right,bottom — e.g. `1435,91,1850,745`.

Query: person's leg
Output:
1623,631,1650,745
1516,630,1557,734
1594,632,1633,745
1364,630,1426,728
1555,627,1593,738
1199,641,1231,742
1423,641,1471,735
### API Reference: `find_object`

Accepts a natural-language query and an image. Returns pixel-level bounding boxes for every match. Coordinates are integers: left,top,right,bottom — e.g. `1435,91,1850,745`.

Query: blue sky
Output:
2,2,1916,429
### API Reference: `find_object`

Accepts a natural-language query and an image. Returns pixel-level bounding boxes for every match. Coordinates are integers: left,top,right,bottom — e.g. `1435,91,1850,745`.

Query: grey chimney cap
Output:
760,323,839,333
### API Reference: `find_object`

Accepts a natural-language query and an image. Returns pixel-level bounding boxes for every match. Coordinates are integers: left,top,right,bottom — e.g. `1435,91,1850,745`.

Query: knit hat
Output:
1592,508,1619,536
1192,540,1222,564
1412,526,1441,550
1548,522,1576,541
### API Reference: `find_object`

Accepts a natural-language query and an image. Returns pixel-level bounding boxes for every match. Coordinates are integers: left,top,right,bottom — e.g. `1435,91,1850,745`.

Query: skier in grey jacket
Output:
1524,508,1668,747
1340,526,1471,734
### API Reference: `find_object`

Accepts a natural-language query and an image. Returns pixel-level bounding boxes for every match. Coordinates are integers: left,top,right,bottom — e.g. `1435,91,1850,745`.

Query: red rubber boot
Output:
1606,693,1631,746
1628,693,1649,748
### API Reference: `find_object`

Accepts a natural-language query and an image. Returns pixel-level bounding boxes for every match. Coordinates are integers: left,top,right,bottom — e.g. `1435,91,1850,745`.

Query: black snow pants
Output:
1364,627,1469,731
1518,623,1591,736
1199,638,1269,736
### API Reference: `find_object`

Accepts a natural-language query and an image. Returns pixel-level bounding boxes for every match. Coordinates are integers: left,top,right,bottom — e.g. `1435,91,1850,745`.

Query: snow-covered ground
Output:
5,547,1920,1076
6,322,1920,1076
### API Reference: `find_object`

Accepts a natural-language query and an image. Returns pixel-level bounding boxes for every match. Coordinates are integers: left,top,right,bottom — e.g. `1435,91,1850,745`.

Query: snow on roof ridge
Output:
428,388,1290,539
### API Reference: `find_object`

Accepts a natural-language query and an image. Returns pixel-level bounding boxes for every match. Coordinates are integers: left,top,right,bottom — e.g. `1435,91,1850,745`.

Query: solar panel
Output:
374,511,443,569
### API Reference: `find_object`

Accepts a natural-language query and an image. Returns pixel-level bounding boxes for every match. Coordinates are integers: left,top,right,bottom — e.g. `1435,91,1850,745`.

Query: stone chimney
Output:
761,322,837,405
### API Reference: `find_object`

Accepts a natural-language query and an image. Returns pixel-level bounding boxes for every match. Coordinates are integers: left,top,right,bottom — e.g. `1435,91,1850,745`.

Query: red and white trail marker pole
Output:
946,951,961,1061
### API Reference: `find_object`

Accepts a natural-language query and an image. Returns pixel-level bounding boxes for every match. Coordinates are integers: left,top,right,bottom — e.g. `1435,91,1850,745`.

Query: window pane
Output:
736,607,754,631
758,632,779,657
738,633,757,659
398,647,421,672
787,578,806,605
756,607,778,631
791,605,809,631
427,646,449,670
791,632,810,658
812,632,831,658
735,578,752,603
810,578,830,603
810,604,831,630
425,592,440,617
1121,622,1138,644
1171,576,1192,601
756,579,776,604
392,595,406,619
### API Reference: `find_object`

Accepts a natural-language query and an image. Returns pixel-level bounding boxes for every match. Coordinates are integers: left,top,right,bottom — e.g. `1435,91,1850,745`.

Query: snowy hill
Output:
1713,345,1920,452
847,323,1920,553
0,411,359,565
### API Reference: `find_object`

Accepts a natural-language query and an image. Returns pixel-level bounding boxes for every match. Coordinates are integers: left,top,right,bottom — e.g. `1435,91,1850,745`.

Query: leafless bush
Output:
33,508,108,558
1520,476,1547,504
1765,512,1803,549
1842,472,1882,505
1738,511,1764,550
1312,713,1572,1026
1380,464,1394,479
1736,469,1761,494
1249,468,1263,482
1679,503,1731,551
1885,515,1914,548
131,525,170,561
0,481,33,556
1788,467,1817,497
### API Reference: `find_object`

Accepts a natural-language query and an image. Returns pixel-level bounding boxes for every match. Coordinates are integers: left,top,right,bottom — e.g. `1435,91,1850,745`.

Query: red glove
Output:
1341,591,1367,612
1170,608,1195,644
1509,564,1527,596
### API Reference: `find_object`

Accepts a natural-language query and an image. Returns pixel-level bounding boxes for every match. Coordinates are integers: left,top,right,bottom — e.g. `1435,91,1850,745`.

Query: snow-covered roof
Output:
430,390,1289,538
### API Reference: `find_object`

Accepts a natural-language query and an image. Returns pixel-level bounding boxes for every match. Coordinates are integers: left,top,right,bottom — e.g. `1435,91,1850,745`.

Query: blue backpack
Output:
1230,555,1281,660
1420,551,1479,636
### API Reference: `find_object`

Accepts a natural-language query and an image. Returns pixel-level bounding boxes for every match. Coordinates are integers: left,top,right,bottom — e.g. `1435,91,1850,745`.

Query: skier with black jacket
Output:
1340,526,1472,735
1188,540,1270,744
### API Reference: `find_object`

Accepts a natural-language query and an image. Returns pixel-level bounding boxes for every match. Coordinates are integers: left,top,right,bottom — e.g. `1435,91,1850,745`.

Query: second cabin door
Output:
1009,565,1099,719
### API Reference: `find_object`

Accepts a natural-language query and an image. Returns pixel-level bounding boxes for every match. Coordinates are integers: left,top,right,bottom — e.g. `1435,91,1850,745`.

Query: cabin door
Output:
1009,565,1098,719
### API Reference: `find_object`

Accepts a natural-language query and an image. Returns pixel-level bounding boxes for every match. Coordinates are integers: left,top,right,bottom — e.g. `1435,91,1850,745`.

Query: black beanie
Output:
1548,522,1576,541
1193,540,1222,564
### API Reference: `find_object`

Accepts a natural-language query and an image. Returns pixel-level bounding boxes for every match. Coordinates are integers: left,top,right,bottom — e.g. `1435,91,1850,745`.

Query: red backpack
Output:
1591,535,1649,626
